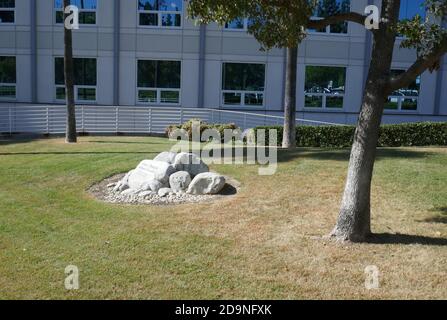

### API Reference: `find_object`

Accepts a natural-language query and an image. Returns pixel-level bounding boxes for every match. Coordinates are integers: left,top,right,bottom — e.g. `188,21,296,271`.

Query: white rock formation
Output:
173,152,209,177
187,172,226,195
113,170,133,192
169,171,192,194
140,179,166,193
113,151,229,199
154,152,177,164
127,160,175,190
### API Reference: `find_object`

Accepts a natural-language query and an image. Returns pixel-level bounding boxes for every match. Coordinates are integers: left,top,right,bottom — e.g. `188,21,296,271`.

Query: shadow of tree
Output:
219,184,238,196
0,136,44,146
0,151,162,156
277,148,431,163
421,207,447,224
423,216,447,224
0,142,436,167
197,147,432,165
366,233,447,246
87,140,169,145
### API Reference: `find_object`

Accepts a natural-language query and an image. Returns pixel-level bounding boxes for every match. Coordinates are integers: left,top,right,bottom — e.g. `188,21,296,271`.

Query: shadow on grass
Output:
0,151,163,156
366,233,447,246
186,147,432,164
0,136,45,146
0,142,435,163
87,140,169,145
420,207,447,224
277,148,432,163
220,183,238,196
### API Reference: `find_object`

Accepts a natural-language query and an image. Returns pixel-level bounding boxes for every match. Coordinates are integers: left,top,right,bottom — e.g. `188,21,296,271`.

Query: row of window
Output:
0,55,421,111
1,0,184,27
0,1,428,31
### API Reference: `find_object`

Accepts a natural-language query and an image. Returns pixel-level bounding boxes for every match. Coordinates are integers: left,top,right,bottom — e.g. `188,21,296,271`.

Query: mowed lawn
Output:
0,136,446,300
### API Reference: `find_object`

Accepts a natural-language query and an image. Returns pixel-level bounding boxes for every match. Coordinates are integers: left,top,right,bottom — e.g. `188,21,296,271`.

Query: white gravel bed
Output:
89,173,239,206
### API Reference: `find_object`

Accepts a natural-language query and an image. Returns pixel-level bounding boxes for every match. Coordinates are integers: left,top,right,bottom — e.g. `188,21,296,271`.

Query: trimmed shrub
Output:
254,122,447,148
378,122,447,147
166,119,239,142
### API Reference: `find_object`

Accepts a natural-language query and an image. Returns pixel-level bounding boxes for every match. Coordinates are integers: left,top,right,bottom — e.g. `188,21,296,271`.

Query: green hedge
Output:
166,119,239,142
254,122,447,148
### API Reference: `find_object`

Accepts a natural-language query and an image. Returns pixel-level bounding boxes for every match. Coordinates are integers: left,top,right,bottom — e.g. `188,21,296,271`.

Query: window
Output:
222,63,265,107
138,0,182,27
399,0,426,20
305,66,346,109
225,18,253,31
137,60,181,104
55,0,97,25
0,56,16,98
55,57,97,102
0,0,15,24
310,0,350,34
386,70,420,111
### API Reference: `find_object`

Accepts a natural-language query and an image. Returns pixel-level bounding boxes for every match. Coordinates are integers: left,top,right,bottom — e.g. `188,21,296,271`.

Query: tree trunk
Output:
64,0,77,144
282,46,298,149
330,85,387,242
330,0,400,242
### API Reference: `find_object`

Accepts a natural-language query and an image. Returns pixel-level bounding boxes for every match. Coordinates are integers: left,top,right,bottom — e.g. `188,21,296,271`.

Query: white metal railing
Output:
0,105,345,135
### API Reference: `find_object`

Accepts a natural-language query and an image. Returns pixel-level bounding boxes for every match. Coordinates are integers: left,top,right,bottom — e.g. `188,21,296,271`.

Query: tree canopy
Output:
189,0,446,90
187,0,371,49
187,0,316,49
391,0,447,89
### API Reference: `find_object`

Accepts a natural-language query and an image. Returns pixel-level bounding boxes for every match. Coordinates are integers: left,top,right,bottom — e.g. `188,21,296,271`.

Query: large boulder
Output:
169,171,192,194
173,153,209,177
154,152,177,164
127,160,176,190
187,173,226,195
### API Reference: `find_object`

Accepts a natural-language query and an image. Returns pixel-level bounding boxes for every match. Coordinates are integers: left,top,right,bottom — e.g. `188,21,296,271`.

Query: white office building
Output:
0,0,446,133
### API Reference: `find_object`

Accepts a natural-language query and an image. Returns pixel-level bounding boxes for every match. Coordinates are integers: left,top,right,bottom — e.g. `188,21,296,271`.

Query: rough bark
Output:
330,86,386,242
330,0,401,242
64,0,77,144
282,46,298,149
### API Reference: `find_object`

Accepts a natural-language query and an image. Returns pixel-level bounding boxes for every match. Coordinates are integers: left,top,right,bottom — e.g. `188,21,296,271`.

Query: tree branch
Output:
307,12,367,29
389,36,447,91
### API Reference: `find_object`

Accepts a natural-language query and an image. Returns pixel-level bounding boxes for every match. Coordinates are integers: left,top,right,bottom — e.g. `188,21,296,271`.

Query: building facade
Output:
0,0,446,126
